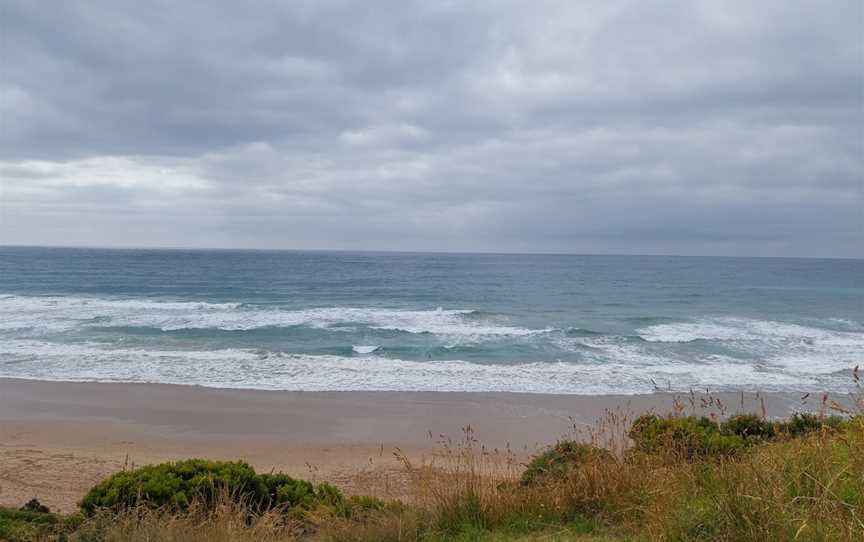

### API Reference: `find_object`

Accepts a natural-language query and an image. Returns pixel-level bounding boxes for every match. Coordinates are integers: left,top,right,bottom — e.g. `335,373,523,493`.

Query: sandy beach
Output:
0,377,817,512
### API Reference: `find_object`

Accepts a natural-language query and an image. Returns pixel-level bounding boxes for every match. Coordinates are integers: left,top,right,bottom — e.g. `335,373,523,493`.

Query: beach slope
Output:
0,378,808,511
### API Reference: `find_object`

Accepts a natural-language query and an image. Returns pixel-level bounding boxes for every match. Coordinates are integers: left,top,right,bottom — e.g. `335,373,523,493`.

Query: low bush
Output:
0,507,82,542
720,413,775,439
79,459,341,515
629,412,849,462
776,412,844,436
520,441,611,486
628,414,748,458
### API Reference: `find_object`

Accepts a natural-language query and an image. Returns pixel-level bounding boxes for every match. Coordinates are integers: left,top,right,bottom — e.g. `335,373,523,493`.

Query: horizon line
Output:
1,243,861,261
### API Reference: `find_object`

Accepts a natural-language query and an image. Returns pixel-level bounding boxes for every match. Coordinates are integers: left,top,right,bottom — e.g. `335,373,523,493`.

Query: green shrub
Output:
776,412,844,436
0,507,82,541
628,414,748,458
520,441,611,486
721,413,775,440
80,458,340,515
628,414,676,453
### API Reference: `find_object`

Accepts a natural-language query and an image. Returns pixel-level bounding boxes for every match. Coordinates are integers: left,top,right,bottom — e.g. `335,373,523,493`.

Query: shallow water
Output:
1,247,861,394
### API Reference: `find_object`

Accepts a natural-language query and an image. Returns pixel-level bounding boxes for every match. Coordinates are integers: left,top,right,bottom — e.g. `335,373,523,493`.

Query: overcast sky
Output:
1,1,862,257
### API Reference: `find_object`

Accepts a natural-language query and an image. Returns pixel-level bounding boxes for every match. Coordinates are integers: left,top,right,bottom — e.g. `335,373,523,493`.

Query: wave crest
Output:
0,295,545,337
0,340,856,394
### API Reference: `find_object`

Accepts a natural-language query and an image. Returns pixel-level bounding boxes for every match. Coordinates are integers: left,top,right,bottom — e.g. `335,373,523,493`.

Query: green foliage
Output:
660,420,864,541
720,413,775,439
0,507,82,542
628,414,749,458
520,441,611,486
627,411,840,458
629,412,853,462
776,412,844,436
79,458,341,515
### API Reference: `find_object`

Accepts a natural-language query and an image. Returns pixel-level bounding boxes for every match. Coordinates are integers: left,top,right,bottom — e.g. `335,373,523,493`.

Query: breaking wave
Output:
0,340,854,394
0,295,547,337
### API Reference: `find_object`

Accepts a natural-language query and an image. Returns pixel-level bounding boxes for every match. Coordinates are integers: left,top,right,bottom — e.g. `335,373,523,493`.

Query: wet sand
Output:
0,378,812,512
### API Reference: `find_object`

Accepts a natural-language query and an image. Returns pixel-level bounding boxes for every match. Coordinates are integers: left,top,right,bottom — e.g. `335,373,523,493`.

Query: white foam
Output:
0,295,545,338
0,340,855,394
638,317,863,344
2,296,859,394
352,345,381,354
637,317,864,376
823,318,864,332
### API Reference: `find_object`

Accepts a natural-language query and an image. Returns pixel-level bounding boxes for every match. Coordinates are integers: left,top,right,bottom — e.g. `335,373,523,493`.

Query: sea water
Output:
0,247,861,394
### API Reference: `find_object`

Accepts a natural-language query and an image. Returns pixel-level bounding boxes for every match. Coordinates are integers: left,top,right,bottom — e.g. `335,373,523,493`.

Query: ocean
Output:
0,246,861,394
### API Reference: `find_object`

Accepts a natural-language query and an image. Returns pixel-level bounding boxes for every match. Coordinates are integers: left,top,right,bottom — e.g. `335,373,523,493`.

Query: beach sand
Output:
0,378,812,512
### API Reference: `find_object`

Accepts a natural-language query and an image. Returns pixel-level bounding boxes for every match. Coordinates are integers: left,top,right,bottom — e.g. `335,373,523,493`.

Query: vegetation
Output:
79,459,343,515
626,410,846,459
3,378,862,541
0,506,81,542
520,441,611,486
777,412,844,436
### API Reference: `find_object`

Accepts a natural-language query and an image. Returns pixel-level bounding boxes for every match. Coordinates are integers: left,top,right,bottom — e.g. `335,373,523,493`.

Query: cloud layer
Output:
1,0,862,256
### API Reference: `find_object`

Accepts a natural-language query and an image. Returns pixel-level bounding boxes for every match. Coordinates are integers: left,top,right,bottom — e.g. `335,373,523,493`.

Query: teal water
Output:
1,247,861,393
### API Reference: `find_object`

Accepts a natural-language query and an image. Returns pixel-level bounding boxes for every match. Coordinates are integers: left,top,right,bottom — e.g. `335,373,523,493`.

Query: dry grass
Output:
70,502,300,542
648,420,864,541
6,368,863,541
61,417,859,541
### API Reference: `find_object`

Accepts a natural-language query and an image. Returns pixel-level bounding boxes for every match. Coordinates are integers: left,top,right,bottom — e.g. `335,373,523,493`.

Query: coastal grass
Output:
3,379,862,541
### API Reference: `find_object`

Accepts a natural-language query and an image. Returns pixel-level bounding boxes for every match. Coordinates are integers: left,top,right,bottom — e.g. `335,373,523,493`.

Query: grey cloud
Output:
0,0,861,256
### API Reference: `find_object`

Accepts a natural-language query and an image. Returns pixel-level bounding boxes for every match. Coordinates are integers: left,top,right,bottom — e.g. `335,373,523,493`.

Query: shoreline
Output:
0,373,847,398
0,377,834,512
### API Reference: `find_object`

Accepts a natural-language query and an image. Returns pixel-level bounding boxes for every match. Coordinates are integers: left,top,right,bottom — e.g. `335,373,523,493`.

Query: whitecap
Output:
636,317,864,376
0,295,546,338
0,339,856,394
